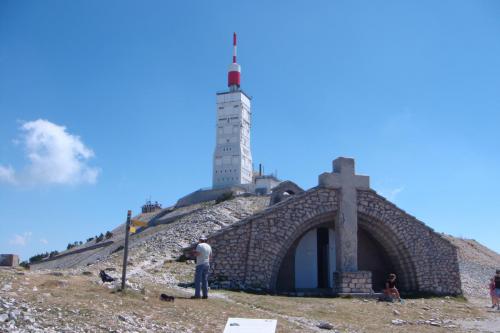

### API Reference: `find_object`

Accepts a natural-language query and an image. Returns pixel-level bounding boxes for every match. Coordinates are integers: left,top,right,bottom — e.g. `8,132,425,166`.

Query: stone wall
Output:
209,187,338,290
207,187,462,295
269,181,304,205
357,189,462,295
334,271,372,293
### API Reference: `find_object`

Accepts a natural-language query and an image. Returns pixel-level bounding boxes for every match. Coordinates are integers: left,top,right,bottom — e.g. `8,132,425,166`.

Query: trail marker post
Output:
121,210,132,291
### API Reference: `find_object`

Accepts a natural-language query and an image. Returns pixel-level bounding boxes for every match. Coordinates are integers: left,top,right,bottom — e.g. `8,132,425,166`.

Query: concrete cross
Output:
318,157,370,272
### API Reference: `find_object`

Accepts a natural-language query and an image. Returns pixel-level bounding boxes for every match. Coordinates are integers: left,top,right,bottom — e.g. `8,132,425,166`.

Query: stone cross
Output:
318,157,370,272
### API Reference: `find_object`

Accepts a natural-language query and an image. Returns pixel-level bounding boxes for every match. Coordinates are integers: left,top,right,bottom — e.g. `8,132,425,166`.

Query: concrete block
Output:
0,254,19,267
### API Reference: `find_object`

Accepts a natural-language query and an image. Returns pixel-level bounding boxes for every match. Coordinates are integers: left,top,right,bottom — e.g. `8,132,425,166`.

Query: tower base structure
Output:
176,176,281,208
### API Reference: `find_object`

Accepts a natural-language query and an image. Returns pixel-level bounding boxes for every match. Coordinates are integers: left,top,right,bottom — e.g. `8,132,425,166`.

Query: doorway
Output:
294,227,336,289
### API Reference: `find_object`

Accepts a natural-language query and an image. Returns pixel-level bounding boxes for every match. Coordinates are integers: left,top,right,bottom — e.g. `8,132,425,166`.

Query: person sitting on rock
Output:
384,273,402,303
191,235,212,299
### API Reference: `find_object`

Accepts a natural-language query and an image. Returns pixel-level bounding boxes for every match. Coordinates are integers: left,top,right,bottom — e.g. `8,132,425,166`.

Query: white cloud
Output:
381,186,405,201
40,238,48,245
0,119,100,186
9,232,32,247
0,165,16,184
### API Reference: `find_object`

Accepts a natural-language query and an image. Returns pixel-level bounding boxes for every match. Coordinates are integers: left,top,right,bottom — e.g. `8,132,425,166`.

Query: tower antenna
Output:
233,32,237,63
227,32,241,89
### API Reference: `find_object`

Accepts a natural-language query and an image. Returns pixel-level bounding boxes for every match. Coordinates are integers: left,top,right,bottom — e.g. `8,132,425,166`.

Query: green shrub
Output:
215,192,234,204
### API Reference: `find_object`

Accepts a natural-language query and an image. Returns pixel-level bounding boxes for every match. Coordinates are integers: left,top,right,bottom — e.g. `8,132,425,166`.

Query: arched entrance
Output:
357,228,395,291
358,214,419,292
275,219,407,293
294,227,336,289
274,217,337,292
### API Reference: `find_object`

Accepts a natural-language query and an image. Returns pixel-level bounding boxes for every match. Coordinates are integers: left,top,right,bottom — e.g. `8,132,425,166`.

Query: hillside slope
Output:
443,235,500,298
31,195,269,270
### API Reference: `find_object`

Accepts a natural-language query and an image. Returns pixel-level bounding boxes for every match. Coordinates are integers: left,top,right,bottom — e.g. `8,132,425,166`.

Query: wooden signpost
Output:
121,210,132,291
120,212,150,291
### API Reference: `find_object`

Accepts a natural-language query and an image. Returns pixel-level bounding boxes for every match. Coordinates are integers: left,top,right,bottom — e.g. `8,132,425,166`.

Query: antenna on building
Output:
233,32,237,63
259,163,262,176
228,32,241,91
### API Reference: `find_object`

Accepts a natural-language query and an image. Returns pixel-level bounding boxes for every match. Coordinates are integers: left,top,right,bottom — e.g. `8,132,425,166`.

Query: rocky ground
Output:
2,265,500,333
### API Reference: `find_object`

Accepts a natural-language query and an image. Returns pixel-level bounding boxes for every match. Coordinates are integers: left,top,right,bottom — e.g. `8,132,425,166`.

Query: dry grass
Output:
227,292,482,332
0,267,494,333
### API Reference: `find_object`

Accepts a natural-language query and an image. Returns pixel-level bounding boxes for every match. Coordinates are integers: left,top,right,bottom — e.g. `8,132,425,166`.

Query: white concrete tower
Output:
212,33,253,189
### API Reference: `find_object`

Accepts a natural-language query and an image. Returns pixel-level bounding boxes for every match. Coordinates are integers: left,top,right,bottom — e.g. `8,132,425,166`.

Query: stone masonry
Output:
206,158,462,295
208,187,338,290
335,271,372,294
357,189,461,294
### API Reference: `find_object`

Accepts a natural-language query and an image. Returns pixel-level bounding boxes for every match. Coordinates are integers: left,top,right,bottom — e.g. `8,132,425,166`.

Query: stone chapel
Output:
204,157,462,296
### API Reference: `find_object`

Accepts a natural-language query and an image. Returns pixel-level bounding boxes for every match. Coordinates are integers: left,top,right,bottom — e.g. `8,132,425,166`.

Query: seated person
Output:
384,273,402,302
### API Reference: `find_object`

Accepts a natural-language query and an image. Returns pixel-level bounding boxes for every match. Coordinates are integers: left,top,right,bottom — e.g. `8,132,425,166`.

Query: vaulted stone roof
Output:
206,185,461,295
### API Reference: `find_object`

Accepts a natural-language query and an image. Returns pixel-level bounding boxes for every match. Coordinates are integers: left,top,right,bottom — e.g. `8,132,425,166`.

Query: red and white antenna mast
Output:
228,32,241,91
232,32,237,63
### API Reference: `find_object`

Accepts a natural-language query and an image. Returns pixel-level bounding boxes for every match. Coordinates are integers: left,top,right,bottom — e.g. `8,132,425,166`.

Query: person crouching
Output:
384,273,403,303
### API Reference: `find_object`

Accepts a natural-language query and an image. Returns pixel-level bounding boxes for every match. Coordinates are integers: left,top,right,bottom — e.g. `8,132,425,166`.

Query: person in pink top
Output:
492,270,500,310
489,277,497,309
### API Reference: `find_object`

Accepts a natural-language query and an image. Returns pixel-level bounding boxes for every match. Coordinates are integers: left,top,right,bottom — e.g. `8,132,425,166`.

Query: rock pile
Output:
0,297,39,332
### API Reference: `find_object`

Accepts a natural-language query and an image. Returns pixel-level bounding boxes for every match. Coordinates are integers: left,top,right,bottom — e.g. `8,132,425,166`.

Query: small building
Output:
204,157,462,296
253,175,281,195
141,200,162,213
0,254,19,267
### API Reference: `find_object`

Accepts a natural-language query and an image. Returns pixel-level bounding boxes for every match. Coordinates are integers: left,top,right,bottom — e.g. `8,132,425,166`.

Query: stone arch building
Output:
269,181,304,206
206,157,462,295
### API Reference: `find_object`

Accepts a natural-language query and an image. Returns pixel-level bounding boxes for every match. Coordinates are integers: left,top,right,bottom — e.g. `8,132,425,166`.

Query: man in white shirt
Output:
191,235,212,299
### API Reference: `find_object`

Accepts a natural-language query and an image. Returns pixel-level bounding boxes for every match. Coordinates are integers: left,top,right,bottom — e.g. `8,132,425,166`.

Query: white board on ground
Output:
223,318,277,333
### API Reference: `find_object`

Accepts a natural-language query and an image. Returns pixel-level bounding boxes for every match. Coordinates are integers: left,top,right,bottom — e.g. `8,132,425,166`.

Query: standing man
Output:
191,235,212,299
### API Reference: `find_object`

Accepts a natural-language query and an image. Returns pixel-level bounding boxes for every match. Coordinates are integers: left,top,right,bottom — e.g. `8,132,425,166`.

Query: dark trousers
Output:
194,263,209,297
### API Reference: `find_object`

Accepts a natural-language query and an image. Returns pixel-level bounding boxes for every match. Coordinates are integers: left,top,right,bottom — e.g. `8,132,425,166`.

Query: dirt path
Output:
457,297,500,332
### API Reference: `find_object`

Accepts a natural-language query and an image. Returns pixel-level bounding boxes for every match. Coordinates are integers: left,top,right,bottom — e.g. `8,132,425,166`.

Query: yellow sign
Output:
129,226,137,234
131,219,148,227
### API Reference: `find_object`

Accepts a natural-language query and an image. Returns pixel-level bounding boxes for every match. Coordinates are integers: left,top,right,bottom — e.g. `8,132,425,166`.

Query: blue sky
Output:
1,0,499,260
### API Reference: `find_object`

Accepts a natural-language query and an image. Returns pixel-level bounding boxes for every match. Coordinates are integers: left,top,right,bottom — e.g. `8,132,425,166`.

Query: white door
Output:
328,228,336,288
295,229,318,288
